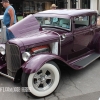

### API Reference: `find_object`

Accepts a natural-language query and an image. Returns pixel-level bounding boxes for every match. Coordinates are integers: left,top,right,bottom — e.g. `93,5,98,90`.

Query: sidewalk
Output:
65,91,100,100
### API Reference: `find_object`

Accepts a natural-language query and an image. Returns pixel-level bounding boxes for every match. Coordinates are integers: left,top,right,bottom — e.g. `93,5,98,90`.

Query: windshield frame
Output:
35,16,71,31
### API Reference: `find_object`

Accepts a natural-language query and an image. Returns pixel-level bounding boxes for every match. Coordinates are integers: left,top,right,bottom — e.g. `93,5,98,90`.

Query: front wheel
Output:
21,61,60,97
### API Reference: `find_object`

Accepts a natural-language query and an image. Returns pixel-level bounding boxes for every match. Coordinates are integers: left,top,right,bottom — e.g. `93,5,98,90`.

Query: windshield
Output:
36,17,71,31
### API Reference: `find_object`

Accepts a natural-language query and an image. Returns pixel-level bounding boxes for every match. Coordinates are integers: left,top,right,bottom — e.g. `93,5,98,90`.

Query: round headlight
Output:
22,52,31,62
0,46,5,55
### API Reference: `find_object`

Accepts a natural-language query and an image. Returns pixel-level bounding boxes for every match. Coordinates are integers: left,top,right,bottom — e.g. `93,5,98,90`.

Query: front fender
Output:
21,54,68,74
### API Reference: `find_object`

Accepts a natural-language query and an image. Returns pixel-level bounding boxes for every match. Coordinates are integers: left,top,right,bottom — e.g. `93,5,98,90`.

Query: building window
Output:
57,0,65,9
81,0,90,9
23,1,34,14
71,0,76,8
10,2,23,16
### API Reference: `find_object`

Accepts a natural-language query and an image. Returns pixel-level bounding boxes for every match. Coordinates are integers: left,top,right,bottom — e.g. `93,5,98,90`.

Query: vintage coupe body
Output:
0,9,100,97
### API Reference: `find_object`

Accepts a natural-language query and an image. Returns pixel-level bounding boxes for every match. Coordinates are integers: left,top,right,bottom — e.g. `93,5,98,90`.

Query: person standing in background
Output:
50,4,58,25
1,0,16,40
50,4,58,10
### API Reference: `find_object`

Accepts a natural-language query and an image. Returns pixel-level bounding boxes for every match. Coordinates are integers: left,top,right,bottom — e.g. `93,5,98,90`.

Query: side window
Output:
91,15,96,25
74,16,89,29
37,17,51,25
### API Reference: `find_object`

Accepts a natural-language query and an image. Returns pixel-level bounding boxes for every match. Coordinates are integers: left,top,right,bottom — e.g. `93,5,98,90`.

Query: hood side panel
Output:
8,14,40,38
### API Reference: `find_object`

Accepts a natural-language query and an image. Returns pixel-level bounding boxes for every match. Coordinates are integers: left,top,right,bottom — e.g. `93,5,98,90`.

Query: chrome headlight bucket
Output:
22,52,31,62
0,46,5,55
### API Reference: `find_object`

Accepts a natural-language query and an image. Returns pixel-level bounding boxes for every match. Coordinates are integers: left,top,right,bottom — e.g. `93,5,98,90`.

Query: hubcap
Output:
32,68,55,91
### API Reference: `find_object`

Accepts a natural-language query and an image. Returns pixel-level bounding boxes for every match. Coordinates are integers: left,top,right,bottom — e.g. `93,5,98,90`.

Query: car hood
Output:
9,30,60,48
8,14,40,38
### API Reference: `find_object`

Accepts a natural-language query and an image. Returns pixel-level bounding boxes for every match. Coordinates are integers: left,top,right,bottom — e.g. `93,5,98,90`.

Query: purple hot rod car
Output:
0,9,100,97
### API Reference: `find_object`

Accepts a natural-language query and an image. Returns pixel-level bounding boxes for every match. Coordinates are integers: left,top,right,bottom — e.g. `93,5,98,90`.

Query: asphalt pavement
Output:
0,58,100,100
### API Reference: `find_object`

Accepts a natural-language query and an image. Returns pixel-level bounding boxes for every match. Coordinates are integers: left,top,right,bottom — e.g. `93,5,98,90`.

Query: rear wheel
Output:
21,61,60,97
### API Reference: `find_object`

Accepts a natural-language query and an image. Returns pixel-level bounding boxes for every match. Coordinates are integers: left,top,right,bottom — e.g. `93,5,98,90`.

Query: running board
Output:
69,53,100,69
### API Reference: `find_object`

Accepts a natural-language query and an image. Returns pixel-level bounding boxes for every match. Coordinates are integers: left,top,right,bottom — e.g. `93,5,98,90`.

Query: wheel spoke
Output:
45,75,52,80
34,72,43,79
34,73,40,79
42,69,47,76
35,80,41,87
43,81,48,87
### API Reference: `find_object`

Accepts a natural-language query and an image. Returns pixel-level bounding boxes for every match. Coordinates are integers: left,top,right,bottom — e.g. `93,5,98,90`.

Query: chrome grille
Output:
6,43,21,77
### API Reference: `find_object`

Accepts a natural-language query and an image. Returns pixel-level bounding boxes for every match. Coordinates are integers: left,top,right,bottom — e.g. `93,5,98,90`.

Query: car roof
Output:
34,9,97,18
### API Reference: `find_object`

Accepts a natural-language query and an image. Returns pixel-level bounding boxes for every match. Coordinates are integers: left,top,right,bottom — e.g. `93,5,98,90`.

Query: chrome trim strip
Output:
0,72,14,80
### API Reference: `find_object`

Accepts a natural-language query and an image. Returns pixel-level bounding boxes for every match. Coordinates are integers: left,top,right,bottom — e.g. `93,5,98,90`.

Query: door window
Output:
74,16,89,29
91,15,96,25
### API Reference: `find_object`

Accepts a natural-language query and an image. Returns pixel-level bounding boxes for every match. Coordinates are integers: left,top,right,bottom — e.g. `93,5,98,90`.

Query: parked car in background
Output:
0,15,3,20
0,15,6,43
0,9,100,98
0,15,3,33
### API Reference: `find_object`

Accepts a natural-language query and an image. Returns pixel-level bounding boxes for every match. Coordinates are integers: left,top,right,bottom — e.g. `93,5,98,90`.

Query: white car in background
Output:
0,15,3,32
0,15,7,43
0,15,3,19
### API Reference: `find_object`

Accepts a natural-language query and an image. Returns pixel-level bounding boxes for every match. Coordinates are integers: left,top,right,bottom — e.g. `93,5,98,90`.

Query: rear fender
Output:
21,54,69,74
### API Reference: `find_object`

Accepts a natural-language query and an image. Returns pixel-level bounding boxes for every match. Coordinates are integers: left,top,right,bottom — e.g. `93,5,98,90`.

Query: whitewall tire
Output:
21,61,60,97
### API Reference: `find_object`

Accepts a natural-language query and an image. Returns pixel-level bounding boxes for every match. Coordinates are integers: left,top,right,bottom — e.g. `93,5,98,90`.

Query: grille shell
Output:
6,43,21,77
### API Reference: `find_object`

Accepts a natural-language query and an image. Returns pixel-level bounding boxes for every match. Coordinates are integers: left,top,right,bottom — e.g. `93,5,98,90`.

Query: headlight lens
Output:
22,52,31,62
0,46,5,55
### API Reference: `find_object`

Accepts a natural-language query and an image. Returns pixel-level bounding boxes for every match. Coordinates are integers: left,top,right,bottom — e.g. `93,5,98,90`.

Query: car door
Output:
60,32,74,60
58,18,74,60
68,15,94,60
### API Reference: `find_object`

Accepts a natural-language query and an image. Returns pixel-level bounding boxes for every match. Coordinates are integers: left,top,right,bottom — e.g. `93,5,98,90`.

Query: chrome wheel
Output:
33,68,55,91
27,62,60,97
